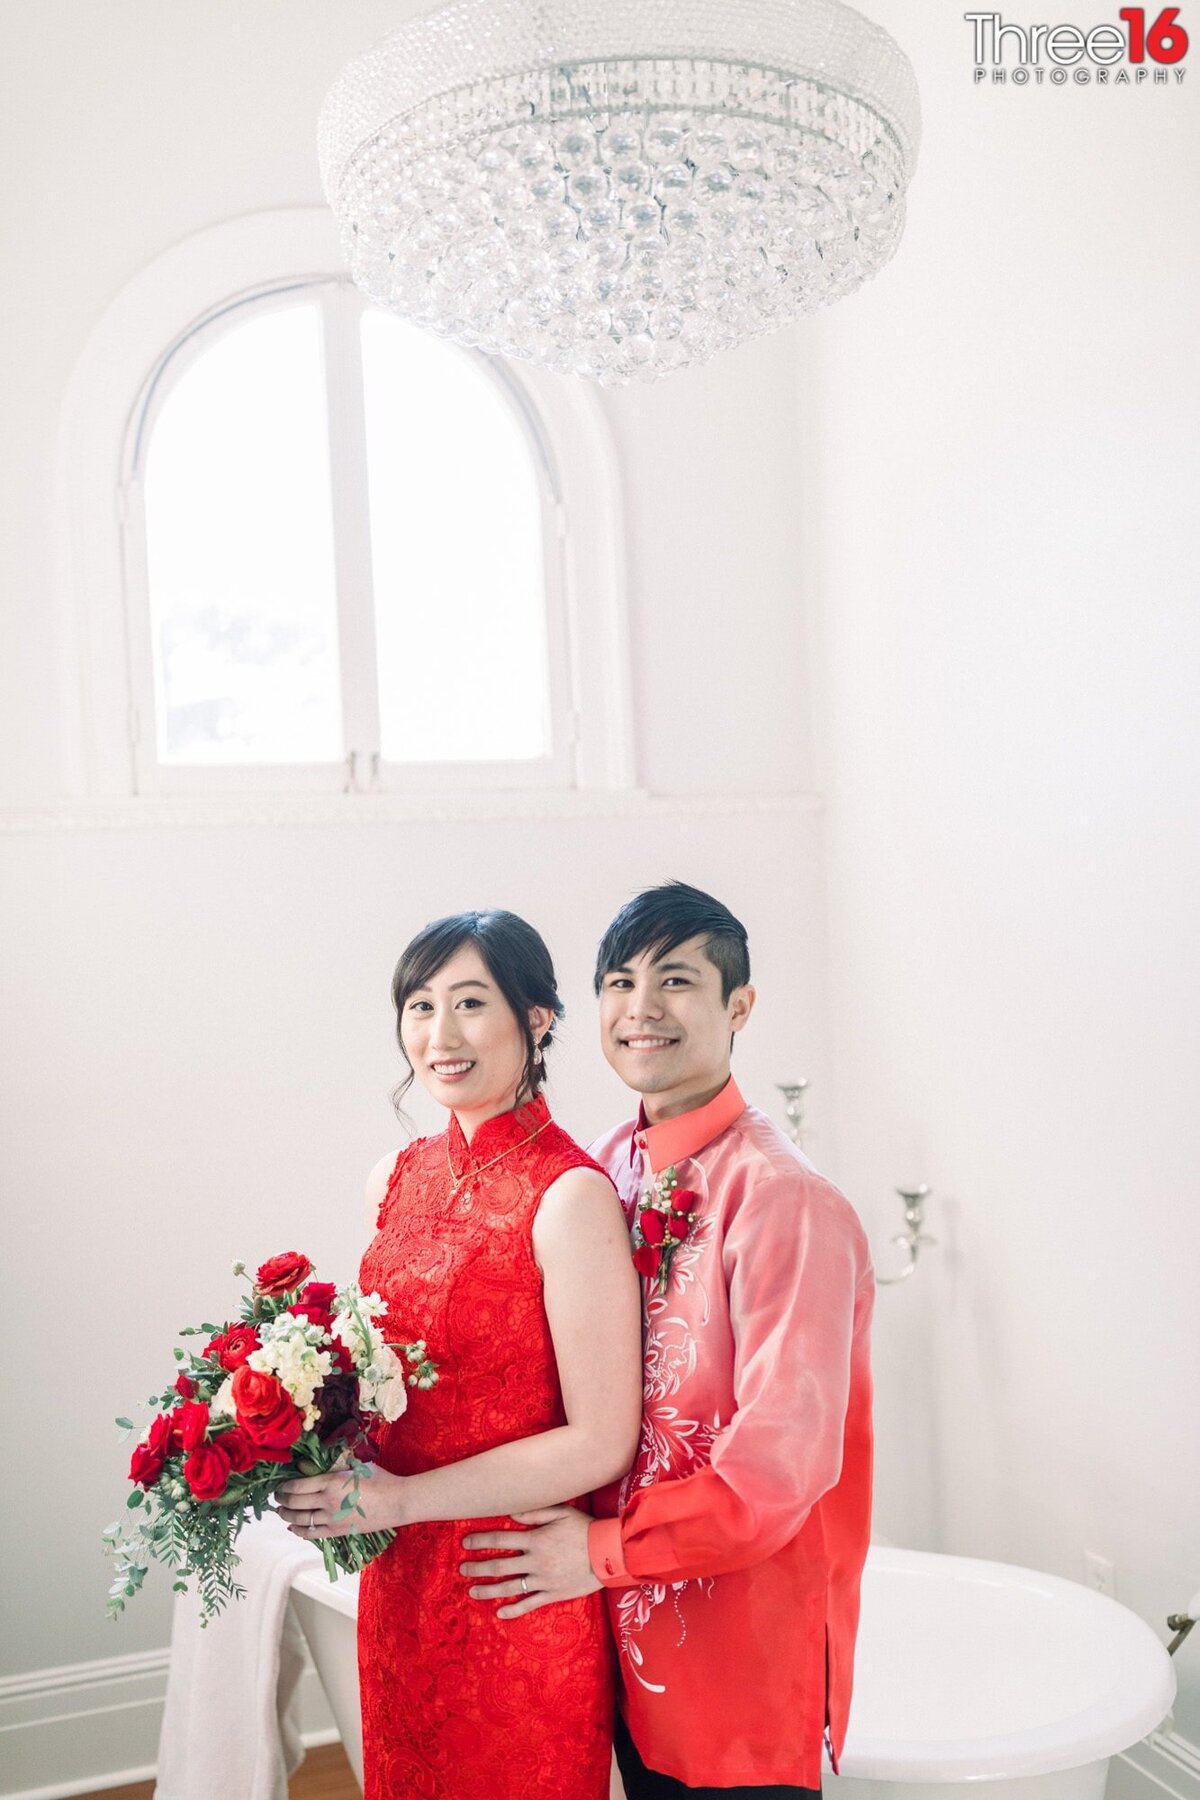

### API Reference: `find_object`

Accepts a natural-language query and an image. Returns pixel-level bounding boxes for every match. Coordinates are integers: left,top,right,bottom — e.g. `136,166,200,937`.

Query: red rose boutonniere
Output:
632,1166,700,1295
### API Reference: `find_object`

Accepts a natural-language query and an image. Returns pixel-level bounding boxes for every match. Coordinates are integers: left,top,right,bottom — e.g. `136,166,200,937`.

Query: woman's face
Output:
399,942,538,1123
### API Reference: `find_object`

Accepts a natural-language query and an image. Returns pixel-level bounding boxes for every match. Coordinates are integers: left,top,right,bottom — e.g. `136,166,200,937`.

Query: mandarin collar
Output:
449,1091,551,1166
631,1076,746,1176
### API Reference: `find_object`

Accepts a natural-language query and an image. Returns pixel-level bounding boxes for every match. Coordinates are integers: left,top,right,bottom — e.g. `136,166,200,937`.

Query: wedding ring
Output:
520,1576,529,1595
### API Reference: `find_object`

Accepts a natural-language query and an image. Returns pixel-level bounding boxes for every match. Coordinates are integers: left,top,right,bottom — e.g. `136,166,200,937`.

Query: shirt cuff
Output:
588,1516,632,1587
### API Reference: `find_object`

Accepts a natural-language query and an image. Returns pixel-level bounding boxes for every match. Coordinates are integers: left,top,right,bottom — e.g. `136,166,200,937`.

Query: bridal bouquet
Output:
103,1251,437,1622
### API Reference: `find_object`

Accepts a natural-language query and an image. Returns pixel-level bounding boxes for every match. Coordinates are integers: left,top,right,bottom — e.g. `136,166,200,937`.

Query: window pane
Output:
143,303,341,763
361,312,551,764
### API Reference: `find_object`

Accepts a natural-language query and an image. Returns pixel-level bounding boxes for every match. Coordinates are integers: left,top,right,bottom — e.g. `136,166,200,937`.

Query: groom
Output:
460,881,875,1797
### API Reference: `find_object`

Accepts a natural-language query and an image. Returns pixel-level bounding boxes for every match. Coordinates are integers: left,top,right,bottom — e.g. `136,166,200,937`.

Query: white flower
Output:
331,1305,385,1372
337,1284,387,1319
210,1376,236,1418
373,1376,409,1422
247,1321,333,1421
327,1289,413,1422
262,1312,327,1348
360,1344,409,1422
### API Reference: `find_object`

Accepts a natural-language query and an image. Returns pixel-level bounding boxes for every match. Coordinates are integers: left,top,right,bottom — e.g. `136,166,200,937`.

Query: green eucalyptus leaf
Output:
115,1416,133,1430
126,1490,143,1509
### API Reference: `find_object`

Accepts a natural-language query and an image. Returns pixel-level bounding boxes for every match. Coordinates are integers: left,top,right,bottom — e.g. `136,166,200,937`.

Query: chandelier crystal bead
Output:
319,0,921,384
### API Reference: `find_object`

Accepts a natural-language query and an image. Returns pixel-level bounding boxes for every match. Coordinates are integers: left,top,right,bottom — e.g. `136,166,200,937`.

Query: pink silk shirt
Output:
586,1077,875,1790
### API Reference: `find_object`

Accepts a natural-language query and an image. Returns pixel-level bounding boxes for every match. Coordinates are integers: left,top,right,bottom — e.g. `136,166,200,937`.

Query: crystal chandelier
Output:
319,0,921,384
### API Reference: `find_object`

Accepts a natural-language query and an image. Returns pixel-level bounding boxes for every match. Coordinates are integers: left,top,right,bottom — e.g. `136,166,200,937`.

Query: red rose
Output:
639,1208,666,1246
244,1440,297,1465
289,1301,333,1333
173,1400,210,1452
296,1280,337,1314
255,1252,314,1297
183,1441,233,1501
174,1374,195,1399
204,1323,260,1371
632,1243,662,1278
667,1214,690,1242
129,1441,166,1487
217,1426,258,1474
231,1365,303,1452
670,1188,699,1214
147,1412,174,1457
129,1411,176,1486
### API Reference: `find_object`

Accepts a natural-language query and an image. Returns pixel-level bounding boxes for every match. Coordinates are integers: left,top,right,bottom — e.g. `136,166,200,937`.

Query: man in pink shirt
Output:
461,882,875,1797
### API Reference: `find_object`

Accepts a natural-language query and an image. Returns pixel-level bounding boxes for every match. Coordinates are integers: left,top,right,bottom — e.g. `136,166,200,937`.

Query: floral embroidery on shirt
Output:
615,1207,718,1685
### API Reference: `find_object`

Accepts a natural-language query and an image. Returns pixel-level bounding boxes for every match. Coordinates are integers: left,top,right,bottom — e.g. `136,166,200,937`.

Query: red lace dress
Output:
357,1095,616,1800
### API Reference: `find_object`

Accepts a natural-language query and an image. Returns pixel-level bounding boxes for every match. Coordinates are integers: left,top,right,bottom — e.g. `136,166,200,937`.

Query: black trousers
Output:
613,1712,823,1800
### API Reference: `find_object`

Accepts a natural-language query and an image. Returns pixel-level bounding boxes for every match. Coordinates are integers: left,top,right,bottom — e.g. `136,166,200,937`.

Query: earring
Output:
533,1044,543,1066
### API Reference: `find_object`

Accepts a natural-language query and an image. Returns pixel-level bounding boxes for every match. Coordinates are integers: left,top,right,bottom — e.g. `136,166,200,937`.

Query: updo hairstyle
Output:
390,909,565,1113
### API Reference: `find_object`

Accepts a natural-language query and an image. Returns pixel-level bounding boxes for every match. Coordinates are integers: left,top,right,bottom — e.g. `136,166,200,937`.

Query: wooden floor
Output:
77,1738,627,1799
73,1739,361,1800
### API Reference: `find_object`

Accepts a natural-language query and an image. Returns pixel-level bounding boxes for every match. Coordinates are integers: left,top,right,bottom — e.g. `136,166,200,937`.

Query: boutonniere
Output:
631,1166,701,1295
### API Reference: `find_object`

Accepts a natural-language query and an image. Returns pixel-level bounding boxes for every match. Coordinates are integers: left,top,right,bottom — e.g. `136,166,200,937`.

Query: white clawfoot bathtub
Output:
288,1544,1175,1800
828,1547,1174,1800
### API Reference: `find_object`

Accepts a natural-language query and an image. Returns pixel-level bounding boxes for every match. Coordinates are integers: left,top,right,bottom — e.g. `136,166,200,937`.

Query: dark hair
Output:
390,910,565,1114
593,880,751,1003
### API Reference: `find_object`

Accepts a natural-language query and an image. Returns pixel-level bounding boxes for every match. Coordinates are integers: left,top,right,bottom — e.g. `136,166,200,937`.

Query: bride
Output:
277,908,641,1800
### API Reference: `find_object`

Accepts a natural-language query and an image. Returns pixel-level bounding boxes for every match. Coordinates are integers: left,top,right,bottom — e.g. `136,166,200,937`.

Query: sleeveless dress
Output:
357,1094,616,1800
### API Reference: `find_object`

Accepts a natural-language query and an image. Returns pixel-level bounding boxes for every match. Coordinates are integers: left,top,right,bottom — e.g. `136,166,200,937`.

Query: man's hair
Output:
594,881,750,1003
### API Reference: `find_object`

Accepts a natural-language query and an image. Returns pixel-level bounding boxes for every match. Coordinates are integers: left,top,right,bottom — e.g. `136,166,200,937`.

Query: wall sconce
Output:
775,1080,810,1152
775,1078,935,1285
876,1185,936,1285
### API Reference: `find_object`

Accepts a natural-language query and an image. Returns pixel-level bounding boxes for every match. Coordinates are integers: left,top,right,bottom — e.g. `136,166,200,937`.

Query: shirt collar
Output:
630,1076,746,1177
449,1092,551,1167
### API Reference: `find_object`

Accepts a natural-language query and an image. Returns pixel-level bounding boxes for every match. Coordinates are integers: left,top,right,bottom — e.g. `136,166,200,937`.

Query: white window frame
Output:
54,209,634,807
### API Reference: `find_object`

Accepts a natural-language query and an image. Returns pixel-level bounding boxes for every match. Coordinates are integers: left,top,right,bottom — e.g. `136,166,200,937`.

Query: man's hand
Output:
459,1505,601,1619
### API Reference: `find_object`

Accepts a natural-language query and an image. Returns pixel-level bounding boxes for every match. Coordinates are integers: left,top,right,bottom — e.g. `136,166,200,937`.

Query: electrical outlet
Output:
1084,1551,1116,1597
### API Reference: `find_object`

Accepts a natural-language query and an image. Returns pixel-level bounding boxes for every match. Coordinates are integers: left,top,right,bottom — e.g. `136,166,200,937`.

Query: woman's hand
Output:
276,1465,409,1539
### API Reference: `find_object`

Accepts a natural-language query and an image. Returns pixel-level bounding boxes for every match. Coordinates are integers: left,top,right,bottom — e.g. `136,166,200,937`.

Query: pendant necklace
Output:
446,1118,551,1212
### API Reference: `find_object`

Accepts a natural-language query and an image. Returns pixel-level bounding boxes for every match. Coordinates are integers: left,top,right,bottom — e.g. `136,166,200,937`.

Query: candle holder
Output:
876,1185,936,1284
775,1080,810,1152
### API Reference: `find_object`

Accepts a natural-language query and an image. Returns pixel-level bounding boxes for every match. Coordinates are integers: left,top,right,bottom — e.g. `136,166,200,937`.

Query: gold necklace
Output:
445,1116,551,1211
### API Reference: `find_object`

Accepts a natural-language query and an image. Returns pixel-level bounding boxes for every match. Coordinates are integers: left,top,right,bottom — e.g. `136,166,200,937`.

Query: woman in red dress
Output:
277,910,642,1800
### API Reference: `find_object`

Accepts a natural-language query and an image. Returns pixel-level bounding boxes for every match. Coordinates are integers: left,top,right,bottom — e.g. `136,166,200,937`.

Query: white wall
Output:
803,0,1200,1749
0,5,822,1782
0,0,810,810
2,0,1197,1793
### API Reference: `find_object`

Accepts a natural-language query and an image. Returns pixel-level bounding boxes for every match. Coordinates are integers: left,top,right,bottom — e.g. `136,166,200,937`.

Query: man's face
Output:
598,935,754,1114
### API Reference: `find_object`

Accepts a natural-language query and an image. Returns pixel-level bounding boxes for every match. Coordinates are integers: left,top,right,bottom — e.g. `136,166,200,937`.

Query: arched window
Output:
57,210,632,809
